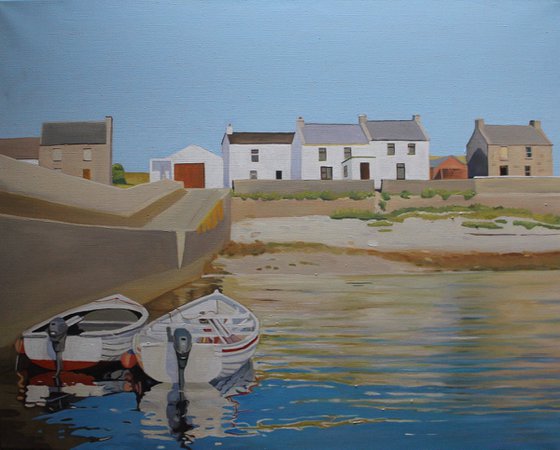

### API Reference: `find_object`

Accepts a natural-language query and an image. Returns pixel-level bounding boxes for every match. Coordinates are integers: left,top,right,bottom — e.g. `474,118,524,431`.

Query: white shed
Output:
150,145,224,188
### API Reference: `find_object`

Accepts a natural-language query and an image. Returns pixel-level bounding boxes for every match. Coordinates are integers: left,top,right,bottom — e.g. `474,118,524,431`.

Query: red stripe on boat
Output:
29,359,99,371
222,336,259,353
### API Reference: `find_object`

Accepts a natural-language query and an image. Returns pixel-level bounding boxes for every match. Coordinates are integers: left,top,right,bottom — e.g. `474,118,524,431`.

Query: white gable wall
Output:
228,143,292,184
168,145,224,188
368,140,430,189
300,144,369,180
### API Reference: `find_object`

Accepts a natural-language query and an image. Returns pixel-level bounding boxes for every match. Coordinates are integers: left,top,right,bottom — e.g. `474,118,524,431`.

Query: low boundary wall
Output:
382,177,560,194
474,177,560,194
233,179,375,194
381,179,475,194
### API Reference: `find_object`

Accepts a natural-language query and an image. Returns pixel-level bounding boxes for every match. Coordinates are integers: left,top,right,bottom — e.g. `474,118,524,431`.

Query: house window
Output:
387,143,395,156
499,147,508,161
52,149,62,162
83,148,92,161
396,163,406,180
343,165,348,178
525,147,532,158
318,148,327,161
276,170,282,180
525,165,531,176
250,170,258,179
320,166,333,180
251,149,259,162
499,165,509,176
407,143,416,155
344,147,352,160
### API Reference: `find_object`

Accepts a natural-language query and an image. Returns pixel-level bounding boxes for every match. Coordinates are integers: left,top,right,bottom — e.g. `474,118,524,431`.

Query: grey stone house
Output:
466,119,553,177
39,117,113,184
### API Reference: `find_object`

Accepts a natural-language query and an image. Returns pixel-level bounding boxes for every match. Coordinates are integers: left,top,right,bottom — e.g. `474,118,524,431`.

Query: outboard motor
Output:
48,317,69,381
168,327,192,391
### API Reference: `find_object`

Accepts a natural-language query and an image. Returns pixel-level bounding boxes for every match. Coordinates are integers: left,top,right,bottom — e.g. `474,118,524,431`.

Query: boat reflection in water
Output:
138,360,256,446
16,355,257,447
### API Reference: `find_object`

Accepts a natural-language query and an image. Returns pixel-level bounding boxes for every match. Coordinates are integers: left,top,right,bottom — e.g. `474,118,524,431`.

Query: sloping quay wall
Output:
381,179,475,194
0,194,232,347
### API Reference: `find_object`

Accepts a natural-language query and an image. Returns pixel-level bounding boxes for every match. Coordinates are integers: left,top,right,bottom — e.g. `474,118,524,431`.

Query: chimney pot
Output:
412,114,421,122
475,118,485,129
226,124,233,135
529,120,541,129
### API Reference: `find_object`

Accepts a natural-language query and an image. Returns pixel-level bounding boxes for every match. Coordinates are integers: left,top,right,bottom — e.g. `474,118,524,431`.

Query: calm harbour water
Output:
2,270,560,449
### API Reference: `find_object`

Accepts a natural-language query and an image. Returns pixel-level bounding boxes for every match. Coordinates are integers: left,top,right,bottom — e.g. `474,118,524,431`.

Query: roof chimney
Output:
296,116,305,129
475,118,485,130
358,114,372,140
226,124,233,135
412,114,421,123
529,120,541,130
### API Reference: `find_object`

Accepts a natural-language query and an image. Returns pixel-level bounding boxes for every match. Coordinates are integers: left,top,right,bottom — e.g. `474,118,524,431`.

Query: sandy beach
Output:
211,215,560,276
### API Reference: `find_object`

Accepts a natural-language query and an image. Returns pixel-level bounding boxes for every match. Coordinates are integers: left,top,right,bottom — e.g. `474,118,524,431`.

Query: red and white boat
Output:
17,294,149,371
133,290,259,384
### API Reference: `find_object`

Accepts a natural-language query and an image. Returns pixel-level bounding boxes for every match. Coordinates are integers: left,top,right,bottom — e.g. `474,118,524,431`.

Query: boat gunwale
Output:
22,294,149,339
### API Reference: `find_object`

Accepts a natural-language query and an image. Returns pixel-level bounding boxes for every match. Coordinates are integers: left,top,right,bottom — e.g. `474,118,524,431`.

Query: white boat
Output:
133,290,259,384
17,294,149,372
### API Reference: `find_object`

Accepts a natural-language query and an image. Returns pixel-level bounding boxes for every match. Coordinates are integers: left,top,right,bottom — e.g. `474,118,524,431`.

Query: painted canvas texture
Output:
1,1,559,449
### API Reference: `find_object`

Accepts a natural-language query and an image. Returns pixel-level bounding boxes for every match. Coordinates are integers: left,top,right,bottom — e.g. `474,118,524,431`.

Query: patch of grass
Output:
348,191,374,200
221,240,267,256
461,221,504,230
378,228,393,232
420,188,438,198
495,219,508,224
367,220,393,227
381,192,391,201
331,209,385,221
319,191,339,201
378,200,387,211
399,190,412,199
463,189,477,200
513,220,560,230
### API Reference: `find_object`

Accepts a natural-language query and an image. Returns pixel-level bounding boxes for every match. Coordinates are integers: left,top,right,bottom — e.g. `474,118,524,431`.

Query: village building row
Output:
0,115,553,187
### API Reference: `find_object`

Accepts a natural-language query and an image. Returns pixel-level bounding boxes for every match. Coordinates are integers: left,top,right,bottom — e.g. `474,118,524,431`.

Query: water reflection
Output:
9,270,560,449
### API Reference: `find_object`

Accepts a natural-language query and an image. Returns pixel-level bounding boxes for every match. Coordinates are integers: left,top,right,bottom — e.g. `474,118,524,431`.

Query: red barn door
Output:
174,163,205,188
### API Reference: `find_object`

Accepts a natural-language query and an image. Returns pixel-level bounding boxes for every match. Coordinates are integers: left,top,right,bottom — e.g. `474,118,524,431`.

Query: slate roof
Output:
482,125,551,146
41,121,107,146
0,137,40,159
228,132,294,145
302,124,369,145
366,120,429,141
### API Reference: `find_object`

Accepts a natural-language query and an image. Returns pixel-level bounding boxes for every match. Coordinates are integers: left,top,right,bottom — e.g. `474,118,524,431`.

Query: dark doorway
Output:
499,165,509,176
396,163,406,180
276,170,282,180
360,162,370,180
82,169,91,180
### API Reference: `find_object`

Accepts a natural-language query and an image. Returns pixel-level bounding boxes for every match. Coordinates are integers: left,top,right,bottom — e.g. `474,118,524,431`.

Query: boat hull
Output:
134,333,259,383
133,290,260,384
20,294,149,370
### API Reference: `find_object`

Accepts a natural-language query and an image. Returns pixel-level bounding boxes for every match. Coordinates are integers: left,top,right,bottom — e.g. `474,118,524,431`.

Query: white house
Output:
292,115,430,188
221,125,294,187
149,144,224,188
292,118,370,181
357,114,430,188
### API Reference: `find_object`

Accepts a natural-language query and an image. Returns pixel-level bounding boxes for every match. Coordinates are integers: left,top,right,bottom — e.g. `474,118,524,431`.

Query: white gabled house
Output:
149,144,224,188
292,118,370,181
292,114,430,188
221,124,294,187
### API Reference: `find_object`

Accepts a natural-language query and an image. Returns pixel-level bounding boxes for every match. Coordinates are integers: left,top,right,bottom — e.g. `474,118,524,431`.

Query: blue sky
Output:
1,0,559,173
